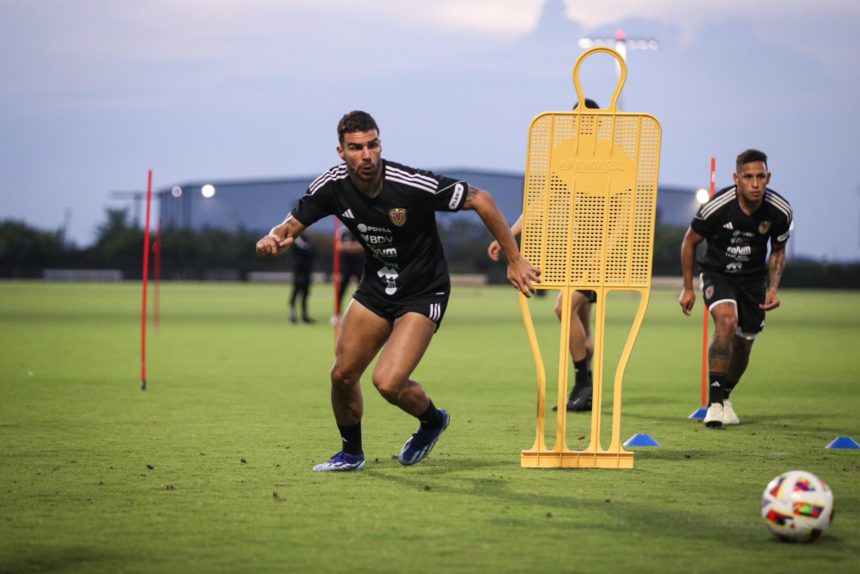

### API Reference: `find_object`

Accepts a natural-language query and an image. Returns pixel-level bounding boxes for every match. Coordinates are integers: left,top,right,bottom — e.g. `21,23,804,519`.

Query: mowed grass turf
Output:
1,281,858,573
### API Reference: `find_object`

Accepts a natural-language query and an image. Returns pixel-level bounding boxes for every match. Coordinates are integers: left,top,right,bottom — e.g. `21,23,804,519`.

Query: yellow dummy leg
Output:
606,288,650,453
518,292,547,456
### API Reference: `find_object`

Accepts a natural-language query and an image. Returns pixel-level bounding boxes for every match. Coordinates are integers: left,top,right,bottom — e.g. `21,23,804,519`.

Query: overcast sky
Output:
2,0,859,261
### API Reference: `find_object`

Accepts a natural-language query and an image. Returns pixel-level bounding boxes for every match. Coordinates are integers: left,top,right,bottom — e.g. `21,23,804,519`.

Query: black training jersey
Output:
291,160,468,300
690,185,793,278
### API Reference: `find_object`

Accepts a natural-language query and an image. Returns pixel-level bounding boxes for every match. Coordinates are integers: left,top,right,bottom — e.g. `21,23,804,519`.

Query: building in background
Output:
158,169,699,234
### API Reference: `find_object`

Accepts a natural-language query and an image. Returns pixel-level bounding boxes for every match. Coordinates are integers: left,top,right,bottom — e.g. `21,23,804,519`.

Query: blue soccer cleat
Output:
398,409,450,466
312,451,366,472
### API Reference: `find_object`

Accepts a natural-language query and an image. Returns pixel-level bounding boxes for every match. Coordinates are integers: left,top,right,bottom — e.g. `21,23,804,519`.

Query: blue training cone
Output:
688,407,707,420
623,434,660,447
826,436,860,450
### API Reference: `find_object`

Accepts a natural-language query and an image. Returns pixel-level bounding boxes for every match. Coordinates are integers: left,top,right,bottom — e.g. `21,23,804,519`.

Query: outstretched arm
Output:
761,241,787,310
256,214,307,257
487,213,523,262
679,227,704,315
464,186,540,296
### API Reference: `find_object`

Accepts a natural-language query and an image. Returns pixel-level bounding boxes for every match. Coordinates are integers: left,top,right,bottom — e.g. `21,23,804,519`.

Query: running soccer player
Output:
257,110,540,471
679,149,793,428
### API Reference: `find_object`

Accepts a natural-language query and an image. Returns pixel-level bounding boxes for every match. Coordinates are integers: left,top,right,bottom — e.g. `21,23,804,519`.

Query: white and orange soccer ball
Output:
761,470,834,542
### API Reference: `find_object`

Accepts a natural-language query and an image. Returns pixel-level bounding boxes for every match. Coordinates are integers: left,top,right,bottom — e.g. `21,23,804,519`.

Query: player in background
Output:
288,235,315,324
679,149,793,428
331,224,365,325
257,111,540,471
487,98,600,412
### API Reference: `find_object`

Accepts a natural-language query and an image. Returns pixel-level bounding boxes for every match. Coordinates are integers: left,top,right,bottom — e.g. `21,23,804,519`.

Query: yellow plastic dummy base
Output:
521,450,633,469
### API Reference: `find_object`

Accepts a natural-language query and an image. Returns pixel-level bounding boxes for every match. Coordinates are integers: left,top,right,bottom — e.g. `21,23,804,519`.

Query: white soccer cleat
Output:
722,399,740,425
704,403,724,428
312,451,365,472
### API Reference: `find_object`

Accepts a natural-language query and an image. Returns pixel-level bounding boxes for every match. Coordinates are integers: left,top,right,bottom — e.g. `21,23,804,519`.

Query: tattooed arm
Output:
761,241,787,311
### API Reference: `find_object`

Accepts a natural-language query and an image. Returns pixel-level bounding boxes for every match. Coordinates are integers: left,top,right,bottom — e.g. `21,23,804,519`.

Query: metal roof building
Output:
157,168,699,233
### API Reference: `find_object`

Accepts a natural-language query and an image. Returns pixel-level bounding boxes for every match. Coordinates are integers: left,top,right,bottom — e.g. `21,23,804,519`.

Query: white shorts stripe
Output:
735,327,758,341
708,298,737,311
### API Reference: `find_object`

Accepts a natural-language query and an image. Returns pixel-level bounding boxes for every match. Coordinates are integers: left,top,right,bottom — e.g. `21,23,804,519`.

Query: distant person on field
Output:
288,235,315,324
332,224,365,324
680,149,793,428
257,110,540,472
487,98,600,413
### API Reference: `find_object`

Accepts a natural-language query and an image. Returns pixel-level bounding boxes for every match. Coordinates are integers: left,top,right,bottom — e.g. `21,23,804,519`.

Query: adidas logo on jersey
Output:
723,222,733,230
341,209,354,219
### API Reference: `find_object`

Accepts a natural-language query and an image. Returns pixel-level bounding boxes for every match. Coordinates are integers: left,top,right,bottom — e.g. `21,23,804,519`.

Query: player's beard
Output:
352,160,380,183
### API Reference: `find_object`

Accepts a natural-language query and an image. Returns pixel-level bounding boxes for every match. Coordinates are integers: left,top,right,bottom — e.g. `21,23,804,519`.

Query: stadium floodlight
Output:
578,29,659,109
578,29,660,60
696,188,710,204
171,186,183,198
201,184,216,198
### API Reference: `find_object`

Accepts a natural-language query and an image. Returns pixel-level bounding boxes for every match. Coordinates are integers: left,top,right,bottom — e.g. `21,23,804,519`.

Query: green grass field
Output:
1,281,858,573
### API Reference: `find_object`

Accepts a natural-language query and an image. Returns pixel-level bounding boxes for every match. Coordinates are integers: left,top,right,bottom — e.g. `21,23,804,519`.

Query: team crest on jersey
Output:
758,220,771,235
389,208,407,227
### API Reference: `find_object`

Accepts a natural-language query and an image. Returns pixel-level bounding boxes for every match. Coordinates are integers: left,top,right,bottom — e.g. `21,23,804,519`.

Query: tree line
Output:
1,209,857,288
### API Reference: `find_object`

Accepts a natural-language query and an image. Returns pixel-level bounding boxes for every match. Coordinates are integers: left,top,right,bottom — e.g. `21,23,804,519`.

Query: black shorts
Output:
576,290,597,303
700,271,766,338
352,287,450,331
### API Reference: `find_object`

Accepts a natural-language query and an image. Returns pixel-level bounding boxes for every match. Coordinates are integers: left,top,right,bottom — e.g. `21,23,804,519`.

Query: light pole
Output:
109,190,147,228
578,29,659,109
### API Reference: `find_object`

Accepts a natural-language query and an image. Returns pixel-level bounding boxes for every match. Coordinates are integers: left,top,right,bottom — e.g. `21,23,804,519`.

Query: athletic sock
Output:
568,359,590,400
573,359,590,387
418,400,443,431
723,380,737,399
709,373,727,405
337,422,363,455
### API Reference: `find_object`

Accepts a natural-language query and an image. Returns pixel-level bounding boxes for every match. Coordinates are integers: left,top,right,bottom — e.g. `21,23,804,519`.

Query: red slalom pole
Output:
332,219,342,345
700,157,716,407
690,157,716,419
154,219,162,330
140,170,153,390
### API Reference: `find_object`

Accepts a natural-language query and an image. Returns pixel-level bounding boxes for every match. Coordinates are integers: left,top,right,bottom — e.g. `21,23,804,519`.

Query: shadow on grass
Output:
359,460,758,544
0,546,121,574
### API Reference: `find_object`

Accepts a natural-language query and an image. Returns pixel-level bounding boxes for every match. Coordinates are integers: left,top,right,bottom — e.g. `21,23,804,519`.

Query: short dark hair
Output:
573,98,600,110
736,149,768,171
337,111,379,144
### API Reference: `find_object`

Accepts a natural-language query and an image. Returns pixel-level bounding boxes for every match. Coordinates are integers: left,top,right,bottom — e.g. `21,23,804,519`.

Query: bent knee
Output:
331,364,361,388
371,371,404,400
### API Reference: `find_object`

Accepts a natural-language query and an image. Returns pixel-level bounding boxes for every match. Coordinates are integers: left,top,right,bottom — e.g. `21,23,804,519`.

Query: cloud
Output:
565,0,859,30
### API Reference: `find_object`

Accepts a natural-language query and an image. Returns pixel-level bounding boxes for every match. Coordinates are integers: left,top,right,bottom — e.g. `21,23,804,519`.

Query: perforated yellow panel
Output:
519,47,663,470
521,112,661,289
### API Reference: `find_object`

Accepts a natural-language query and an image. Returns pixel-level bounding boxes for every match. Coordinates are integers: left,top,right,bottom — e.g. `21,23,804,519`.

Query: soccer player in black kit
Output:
680,149,793,428
257,111,540,471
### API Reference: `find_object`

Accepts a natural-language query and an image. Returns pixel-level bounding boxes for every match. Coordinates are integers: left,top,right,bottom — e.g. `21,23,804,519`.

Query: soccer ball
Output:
761,470,834,542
